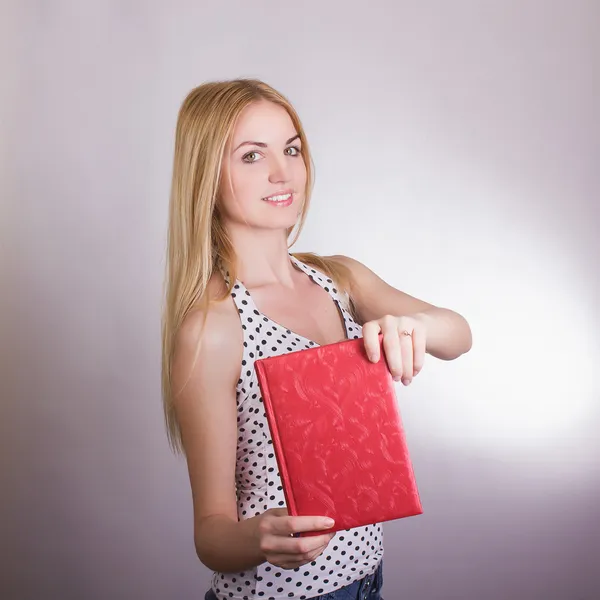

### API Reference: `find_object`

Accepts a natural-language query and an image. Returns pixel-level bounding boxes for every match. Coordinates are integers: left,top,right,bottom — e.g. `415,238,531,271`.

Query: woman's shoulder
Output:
173,271,242,384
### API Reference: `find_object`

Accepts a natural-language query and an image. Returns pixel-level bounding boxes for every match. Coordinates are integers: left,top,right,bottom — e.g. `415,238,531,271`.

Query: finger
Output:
270,515,335,537
411,325,426,377
362,322,383,362
381,326,403,381
394,324,413,385
264,531,334,557
270,537,333,569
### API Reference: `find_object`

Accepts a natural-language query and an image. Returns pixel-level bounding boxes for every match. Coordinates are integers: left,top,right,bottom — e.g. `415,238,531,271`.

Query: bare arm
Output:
330,254,472,360
172,299,266,573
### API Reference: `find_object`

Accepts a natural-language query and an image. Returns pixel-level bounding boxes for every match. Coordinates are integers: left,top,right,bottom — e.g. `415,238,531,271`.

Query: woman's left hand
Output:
362,314,427,386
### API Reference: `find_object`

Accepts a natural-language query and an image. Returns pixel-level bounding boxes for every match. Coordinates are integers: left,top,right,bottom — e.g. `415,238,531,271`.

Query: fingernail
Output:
393,375,402,382
402,378,412,386
324,518,335,527
369,354,378,362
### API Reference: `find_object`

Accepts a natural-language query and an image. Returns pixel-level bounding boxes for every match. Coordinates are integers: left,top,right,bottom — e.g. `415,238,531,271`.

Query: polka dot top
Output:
211,252,384,600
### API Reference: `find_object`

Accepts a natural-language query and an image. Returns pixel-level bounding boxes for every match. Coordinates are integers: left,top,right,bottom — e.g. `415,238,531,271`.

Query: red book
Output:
254,333,423,537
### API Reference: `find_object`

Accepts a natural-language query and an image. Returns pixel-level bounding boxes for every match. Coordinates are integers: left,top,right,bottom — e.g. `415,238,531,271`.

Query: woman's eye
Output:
243,151,261,163
286,146,301,156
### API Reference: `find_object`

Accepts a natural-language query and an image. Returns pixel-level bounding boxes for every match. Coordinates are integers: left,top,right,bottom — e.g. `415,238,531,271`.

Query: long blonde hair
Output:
161,78,356,456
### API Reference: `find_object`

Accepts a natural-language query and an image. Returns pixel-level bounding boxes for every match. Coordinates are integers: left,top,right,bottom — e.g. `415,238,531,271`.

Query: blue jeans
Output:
204,558,384,600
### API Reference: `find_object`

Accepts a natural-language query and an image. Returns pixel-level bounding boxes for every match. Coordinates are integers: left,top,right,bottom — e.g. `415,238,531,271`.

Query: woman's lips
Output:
262,193,293,206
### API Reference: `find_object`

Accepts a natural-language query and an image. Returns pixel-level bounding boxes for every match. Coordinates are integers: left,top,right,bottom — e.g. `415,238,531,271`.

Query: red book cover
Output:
254,333,423,537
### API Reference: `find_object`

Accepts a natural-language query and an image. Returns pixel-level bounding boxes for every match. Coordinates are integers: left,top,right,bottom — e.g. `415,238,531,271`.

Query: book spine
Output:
255,362,299,522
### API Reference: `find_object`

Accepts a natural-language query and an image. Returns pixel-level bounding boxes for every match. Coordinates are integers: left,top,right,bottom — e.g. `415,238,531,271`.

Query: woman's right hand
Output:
255,508,336,570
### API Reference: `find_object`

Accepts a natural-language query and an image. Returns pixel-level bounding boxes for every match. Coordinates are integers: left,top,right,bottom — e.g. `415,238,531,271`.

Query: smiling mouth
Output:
262,192,293,203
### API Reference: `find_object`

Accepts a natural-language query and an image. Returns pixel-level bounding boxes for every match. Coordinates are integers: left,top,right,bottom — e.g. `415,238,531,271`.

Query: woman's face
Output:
218,100,307,230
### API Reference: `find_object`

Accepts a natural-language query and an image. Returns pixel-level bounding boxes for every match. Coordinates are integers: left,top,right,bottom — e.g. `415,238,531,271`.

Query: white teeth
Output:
264,193,291,202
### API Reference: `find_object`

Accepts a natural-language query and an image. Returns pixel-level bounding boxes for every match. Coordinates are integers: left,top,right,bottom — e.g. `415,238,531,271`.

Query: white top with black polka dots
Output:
212,252,384,600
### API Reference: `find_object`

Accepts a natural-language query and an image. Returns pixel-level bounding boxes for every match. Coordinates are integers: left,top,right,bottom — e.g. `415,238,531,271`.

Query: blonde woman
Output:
161,79,472,600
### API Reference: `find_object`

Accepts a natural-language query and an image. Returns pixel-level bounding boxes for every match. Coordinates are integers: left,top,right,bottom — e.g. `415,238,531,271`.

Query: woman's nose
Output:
268,155,291,183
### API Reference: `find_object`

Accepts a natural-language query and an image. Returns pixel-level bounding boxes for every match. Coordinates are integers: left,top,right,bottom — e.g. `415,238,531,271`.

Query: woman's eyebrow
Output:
233,134,300,152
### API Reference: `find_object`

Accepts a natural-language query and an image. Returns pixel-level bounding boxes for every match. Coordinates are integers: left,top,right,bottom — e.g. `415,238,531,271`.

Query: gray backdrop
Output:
1,1,598,599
